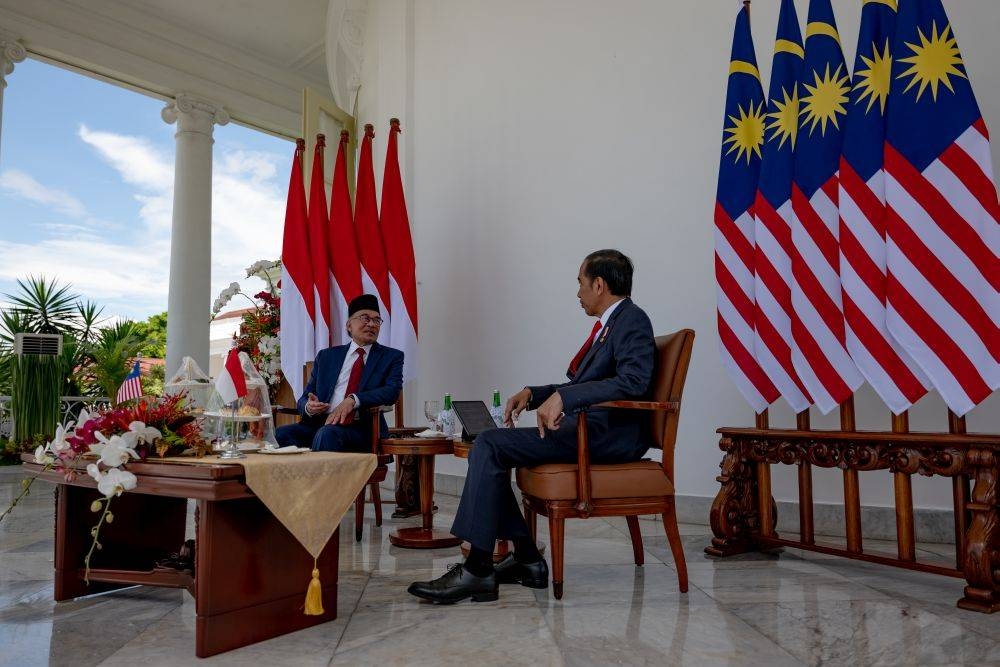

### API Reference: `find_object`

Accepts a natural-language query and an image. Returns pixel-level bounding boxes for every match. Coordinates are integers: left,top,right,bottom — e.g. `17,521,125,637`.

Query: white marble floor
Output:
1,465,999,666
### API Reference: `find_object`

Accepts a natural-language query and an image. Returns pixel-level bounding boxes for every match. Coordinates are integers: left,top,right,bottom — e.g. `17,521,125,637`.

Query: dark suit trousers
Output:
450,423,645,552
275,422,368,453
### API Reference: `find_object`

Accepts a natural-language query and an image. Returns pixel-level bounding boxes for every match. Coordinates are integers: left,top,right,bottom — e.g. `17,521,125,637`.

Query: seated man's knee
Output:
312,425,345,452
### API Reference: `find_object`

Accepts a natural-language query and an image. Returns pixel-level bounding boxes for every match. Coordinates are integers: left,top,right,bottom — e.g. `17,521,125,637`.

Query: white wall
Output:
357,0,1000,507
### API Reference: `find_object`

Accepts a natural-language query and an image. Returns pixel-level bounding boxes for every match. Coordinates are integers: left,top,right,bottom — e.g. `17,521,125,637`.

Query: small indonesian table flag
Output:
215,348,248,405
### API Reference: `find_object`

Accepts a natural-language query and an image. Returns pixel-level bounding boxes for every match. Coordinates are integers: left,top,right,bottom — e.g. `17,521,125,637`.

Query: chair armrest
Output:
591,400,679,412
272,406,300,418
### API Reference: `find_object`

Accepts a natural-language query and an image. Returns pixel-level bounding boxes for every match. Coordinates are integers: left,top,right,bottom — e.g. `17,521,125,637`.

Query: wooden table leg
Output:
194,497,339,657
389,454,462,549
706,438,760,557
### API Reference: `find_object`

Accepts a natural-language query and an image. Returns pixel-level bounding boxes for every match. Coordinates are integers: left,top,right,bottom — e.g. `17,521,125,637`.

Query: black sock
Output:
463,547,494,577
513,537,542,564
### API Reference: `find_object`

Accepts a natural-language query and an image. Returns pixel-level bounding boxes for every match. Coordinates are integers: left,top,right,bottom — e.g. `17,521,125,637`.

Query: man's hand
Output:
504,388,531,427
325,396,357,425
305,392,330,416
536,392,564,438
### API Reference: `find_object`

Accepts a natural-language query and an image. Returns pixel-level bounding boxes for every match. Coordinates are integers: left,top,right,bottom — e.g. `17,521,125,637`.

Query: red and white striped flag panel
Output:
790,183,864,414
752,196,813,413
883,0,1000,416
839,164,930,414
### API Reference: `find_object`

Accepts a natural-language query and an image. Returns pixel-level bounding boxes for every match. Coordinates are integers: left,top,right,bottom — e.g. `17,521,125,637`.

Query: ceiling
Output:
128,0,330,85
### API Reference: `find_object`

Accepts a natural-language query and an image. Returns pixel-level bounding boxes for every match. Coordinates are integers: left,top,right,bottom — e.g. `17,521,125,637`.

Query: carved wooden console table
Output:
706,425,1000,613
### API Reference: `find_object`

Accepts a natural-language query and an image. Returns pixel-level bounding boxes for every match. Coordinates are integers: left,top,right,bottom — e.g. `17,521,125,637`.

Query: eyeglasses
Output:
351,314,383,326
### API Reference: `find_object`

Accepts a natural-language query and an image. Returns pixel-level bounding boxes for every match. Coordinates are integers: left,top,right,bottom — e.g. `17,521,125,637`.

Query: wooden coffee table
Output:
380,437,462,549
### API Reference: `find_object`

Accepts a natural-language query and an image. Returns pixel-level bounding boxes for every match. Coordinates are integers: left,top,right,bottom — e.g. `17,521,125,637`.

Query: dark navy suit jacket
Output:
527,298,655,459
296,342,404,438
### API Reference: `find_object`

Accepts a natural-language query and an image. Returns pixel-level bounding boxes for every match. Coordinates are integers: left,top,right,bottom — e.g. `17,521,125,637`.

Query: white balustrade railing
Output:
0,396,112,438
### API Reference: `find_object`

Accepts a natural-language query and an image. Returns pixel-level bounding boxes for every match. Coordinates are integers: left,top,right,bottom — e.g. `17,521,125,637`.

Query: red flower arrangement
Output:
68,393,207,459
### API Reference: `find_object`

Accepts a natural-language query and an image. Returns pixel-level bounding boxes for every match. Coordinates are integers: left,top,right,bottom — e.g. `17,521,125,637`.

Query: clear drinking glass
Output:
424,400,441,432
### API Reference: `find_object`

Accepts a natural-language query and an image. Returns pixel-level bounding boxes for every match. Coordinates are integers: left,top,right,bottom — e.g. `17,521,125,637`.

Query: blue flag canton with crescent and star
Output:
887,0,983,172
756,0,804,209
716,5,765,221
842,0,897,181
793,0,850,198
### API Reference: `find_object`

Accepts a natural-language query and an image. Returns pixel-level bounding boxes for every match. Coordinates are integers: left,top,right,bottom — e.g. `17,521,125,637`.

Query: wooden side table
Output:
380,437,462,549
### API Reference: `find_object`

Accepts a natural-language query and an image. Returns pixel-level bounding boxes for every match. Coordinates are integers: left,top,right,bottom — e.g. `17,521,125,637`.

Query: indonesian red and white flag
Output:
328,130,364,347
355,123,392,344
280,139,315,399
216,348,248,405
307,135,333,353
884,0,1000,416
381,119,419,383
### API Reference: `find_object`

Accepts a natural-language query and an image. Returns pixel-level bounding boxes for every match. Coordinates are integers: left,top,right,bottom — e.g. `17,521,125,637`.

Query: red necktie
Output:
567,321,602,377
343,348,366,424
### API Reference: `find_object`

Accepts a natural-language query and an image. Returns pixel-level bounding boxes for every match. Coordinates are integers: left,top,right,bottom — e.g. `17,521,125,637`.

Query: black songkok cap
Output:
348,294,380,316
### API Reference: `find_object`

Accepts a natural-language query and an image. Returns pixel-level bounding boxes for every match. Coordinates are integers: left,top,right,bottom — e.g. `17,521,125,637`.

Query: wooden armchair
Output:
516,329,695,599
272,362,417,542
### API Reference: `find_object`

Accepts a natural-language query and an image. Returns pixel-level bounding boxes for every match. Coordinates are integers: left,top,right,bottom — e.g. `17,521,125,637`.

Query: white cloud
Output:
0,127,288,323
0,169,87,218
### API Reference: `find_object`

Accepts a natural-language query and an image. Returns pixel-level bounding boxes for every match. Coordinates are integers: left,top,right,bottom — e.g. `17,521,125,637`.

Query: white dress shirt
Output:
327,340,373,413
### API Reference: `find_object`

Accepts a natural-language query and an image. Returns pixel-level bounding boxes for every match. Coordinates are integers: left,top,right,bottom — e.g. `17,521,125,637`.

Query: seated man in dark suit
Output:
408,249,655,603
275,294,404,452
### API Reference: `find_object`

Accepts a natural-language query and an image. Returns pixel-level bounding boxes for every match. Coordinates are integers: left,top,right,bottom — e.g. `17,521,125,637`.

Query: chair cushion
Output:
516,460,673,501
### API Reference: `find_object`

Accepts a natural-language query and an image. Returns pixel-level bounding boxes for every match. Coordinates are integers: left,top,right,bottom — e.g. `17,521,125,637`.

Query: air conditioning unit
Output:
13,333,63,357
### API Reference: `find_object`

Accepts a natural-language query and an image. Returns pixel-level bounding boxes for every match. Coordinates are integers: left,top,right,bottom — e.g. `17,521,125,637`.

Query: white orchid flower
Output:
96,434,139,468
93,467,137,498
47,424,73,455
127,421,161,445
34,445,54,464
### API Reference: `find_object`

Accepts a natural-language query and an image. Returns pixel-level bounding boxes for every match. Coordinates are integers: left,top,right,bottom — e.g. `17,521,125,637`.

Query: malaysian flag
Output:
884,0,1000,416
752,0,812,413
714,2,778,412
788,0,864,414
839,0,930,415
116,361,143,405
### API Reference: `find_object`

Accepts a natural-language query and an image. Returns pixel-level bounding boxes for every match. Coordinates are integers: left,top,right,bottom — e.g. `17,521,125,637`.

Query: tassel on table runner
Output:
304,558,324,615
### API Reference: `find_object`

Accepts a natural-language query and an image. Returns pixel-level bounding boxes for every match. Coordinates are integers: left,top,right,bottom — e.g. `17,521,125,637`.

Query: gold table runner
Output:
157,452,376,559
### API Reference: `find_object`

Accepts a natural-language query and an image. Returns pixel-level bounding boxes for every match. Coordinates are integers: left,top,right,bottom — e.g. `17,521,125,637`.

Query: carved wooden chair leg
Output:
371,483,383,527
354,489,365,542
626,515,645,566
663,498,688,593
548,514,565,600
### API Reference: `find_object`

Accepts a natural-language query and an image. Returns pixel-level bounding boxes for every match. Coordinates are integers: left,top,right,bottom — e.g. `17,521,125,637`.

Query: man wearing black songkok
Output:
275,294,404,452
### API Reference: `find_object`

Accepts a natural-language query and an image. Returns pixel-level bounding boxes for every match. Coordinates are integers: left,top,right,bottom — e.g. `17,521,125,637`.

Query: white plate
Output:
257,446,310,455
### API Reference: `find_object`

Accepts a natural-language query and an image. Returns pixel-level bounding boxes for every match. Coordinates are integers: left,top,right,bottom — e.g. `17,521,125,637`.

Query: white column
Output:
0,30,27,160
161,94,228,376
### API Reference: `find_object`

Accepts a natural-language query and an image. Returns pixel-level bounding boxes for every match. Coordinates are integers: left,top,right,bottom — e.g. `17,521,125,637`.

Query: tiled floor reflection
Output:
1,466,998,666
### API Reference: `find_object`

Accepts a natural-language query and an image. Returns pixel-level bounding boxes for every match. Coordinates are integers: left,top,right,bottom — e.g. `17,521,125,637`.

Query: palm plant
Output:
82,321,146,403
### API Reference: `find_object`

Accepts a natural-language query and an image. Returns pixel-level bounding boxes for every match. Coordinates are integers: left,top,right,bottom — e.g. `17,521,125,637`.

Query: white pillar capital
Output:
161,93,229,137
0,30,27,85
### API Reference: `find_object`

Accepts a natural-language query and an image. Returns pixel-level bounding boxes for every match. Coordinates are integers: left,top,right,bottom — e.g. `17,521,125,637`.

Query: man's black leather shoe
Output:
407,563,499,604
494,554,549,589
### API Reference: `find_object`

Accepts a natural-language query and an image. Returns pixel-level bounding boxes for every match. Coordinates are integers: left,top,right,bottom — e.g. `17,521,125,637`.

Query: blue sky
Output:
0,58,291,322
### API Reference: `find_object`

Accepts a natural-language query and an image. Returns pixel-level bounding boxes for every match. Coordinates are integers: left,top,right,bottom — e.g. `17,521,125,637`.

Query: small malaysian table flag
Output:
116,361,143,405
